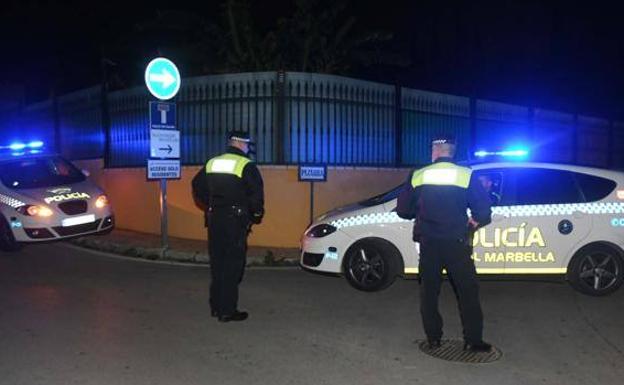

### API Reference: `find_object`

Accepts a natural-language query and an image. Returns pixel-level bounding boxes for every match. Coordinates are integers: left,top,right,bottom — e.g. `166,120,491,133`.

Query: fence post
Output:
394,84,402,167
52,90,61,155
528,106,535,160
101,59,112,167
608,120,614,169
275,70,286,164
469,97,477,158
573,114,579,164
528,107,535,140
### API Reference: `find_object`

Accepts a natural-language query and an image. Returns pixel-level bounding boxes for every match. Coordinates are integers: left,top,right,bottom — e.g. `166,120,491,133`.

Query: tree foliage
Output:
105,0,396,82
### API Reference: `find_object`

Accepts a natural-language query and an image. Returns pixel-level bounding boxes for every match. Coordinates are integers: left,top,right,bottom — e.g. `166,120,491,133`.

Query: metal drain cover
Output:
418,340,502,363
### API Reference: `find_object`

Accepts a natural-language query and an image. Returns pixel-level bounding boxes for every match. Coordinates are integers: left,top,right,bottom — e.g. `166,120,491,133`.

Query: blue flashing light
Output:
474,148,529,159
28,141,44,149
9,143,26,151
1,141,46,156
499,149,528,157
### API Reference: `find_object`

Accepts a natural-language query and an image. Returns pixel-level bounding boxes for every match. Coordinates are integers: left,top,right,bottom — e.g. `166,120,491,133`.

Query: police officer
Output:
192,131,264,322
478,174,501,205
396,135,493,352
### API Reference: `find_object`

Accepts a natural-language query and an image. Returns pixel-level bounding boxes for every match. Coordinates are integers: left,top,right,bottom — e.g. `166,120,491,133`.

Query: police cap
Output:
227,130,253,144
431,134,456,145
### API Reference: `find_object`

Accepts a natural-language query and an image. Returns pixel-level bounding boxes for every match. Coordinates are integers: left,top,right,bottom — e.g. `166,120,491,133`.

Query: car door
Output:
500,168,593,274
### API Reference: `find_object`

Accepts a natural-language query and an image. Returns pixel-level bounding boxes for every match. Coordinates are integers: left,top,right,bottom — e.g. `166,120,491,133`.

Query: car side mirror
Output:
82,169,91,177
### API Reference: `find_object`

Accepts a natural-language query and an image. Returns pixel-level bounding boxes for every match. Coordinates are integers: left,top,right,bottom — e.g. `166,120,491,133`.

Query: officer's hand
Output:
468,217,479,229
251,212,263,224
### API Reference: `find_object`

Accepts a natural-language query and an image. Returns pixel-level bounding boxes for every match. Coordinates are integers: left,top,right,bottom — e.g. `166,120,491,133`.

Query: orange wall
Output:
74,160,410,248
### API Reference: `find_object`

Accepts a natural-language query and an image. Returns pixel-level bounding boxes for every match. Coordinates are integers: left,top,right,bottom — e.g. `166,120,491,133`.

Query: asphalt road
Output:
1,244,623,385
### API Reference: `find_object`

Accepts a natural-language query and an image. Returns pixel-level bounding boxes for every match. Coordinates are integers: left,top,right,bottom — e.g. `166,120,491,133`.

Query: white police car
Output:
0,142,114,251
301,162,624,296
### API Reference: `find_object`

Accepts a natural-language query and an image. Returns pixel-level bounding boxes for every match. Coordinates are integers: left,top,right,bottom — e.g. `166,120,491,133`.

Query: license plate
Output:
62,214,95,227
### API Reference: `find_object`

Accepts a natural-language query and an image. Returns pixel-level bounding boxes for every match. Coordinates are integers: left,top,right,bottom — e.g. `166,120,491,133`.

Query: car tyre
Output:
0,215,23,252
567,243,624,296
343,238,402,292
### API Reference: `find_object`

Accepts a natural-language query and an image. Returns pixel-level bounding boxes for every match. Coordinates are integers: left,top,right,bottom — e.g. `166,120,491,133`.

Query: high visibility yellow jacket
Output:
192,147,264,225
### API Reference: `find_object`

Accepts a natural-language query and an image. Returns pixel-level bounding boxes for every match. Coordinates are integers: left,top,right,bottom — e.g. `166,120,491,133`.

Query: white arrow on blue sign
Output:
144,57,181,100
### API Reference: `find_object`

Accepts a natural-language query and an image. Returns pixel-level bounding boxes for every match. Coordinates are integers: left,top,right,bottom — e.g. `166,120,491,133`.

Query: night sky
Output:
1,0,623,119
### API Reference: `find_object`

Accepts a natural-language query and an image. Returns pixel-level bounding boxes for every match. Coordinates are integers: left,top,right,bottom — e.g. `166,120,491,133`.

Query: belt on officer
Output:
209,205,248,215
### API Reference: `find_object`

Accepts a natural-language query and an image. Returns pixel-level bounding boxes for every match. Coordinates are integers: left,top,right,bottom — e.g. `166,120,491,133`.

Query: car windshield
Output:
0,156,86,189
359,184,403,207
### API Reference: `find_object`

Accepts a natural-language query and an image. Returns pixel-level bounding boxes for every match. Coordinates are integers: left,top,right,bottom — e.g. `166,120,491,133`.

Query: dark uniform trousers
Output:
419,237,483,344
208,208,249,316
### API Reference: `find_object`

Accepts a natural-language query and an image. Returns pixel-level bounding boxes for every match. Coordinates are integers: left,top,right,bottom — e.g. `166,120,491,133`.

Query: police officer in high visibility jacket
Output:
397,135,492,352
192,131,264,322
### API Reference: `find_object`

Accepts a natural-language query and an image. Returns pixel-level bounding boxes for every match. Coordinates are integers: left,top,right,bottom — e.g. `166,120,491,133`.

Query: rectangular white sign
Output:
147,159,181,180
62,214,96,227
150,129,180,159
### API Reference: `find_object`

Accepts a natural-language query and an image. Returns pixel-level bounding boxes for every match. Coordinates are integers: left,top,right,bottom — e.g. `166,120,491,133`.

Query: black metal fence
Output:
283,73,396,165
1,71,622,169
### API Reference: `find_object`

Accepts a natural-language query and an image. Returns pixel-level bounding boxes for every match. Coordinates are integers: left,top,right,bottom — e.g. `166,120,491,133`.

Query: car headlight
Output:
95,195,109,208
17,205,54,217
306,224,337,238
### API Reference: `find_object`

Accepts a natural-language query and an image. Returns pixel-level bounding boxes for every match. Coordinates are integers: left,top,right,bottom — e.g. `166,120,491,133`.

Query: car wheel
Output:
343,238,402,292
0,215,23,252
567,243,624,296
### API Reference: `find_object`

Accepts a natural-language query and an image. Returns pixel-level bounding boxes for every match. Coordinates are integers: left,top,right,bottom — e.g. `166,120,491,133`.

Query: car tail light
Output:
17,205,54,217
95,195,109,208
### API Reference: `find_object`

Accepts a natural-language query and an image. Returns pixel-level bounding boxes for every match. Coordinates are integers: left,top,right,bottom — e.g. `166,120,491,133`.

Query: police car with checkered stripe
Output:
301,160,624,296
0,142,114,251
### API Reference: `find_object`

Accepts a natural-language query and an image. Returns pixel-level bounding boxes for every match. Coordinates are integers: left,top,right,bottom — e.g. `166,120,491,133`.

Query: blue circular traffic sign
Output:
144,57,181,100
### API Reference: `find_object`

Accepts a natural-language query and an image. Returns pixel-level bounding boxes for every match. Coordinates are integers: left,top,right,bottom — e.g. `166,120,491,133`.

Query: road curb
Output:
69,236,300,267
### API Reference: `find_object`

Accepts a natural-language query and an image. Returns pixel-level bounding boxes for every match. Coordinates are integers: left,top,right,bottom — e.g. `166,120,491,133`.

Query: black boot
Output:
463,341,492,353
426,338,441,349
218,310,249,322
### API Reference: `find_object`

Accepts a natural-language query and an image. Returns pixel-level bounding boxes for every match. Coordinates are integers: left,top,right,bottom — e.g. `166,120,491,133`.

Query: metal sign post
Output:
160,178,168,248
310,182,314,224
148,159,181,249
298,165,327,223
145,57,181,251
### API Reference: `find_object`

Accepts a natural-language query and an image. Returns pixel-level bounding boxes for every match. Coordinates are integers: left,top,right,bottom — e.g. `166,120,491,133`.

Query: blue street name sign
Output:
149,101,176,129
298,165,327,182
144,57,181,100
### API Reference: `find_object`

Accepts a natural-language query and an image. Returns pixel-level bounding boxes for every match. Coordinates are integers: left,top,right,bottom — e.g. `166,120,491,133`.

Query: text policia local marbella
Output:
471,223,556,264
473,223,545,248
472,251,555,263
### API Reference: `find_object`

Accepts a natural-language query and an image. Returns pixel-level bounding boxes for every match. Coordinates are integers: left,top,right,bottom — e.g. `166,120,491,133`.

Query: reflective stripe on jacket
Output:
205,153,251,178
397,157,492,241
411,161,472,189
